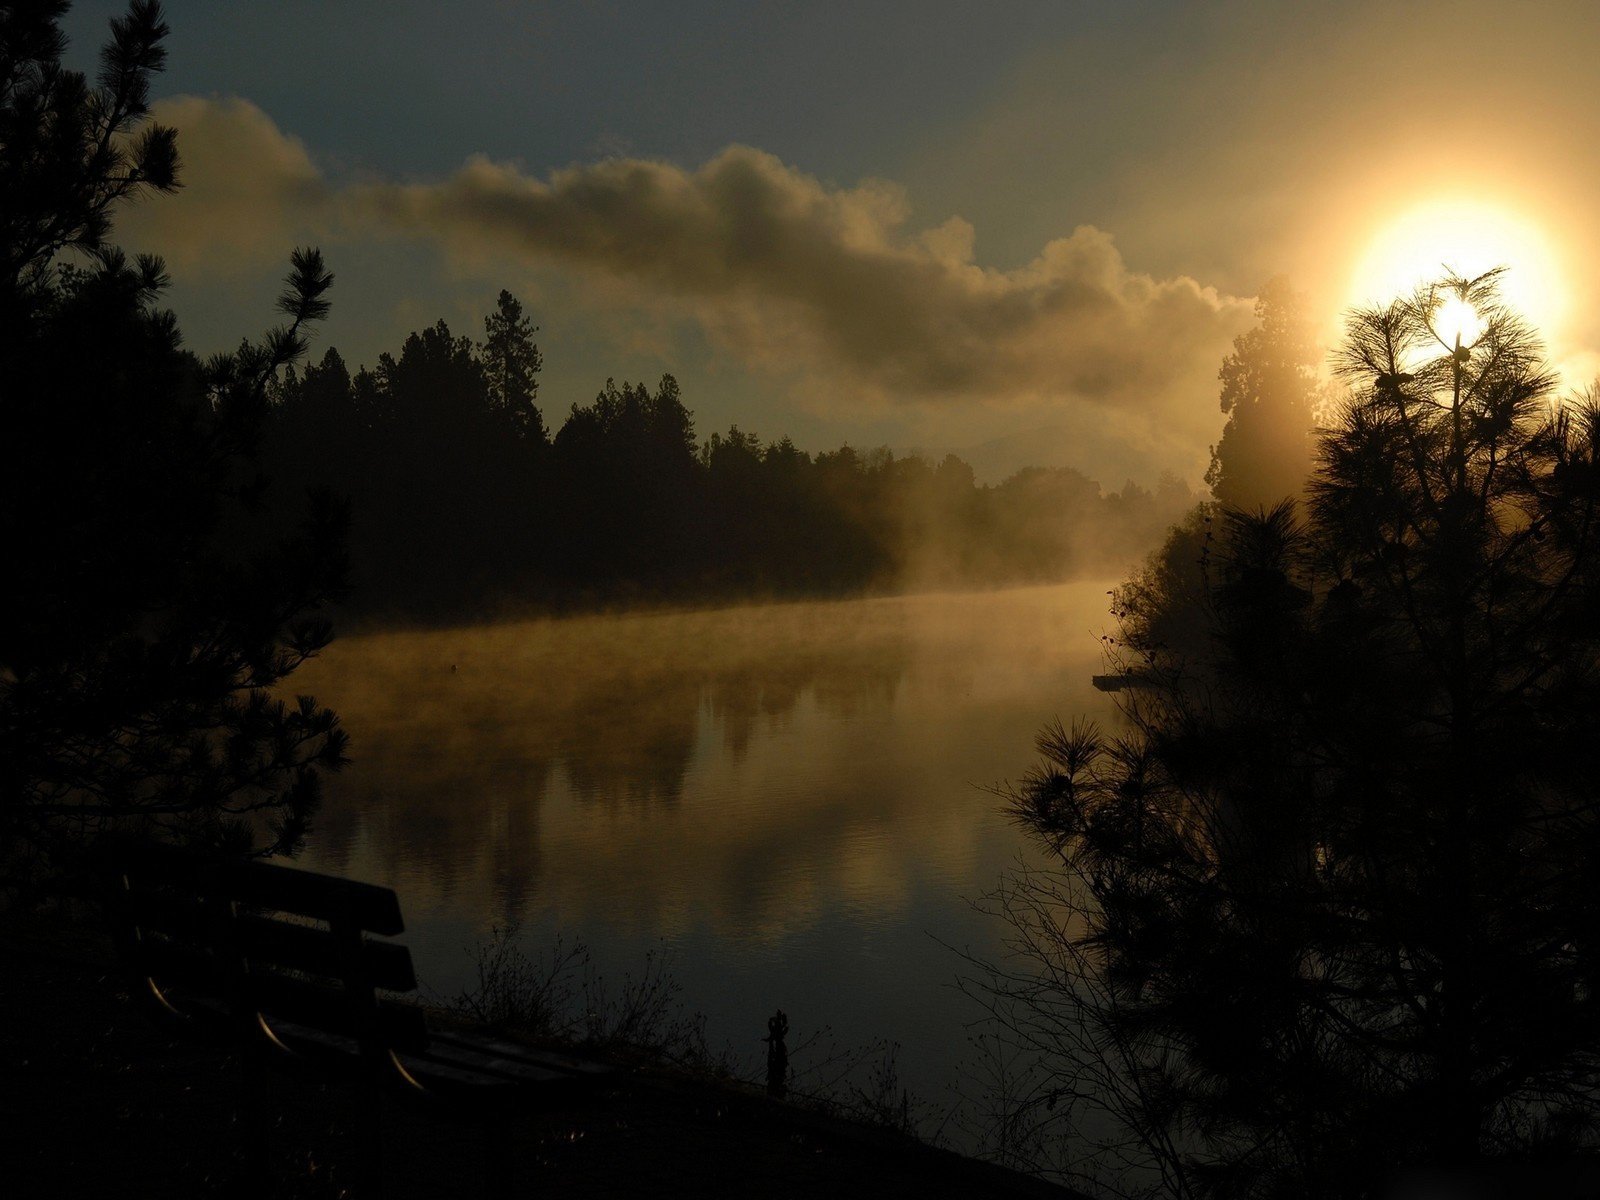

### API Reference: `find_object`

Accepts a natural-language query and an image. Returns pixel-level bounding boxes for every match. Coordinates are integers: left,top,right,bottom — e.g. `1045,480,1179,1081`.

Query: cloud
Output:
354,148,1250,415
126,96,1252,447
118,96,329,273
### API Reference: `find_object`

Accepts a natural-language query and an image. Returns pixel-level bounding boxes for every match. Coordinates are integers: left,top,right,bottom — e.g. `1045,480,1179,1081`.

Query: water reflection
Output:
295,584,1118,943
292,583,1124,1127
298,597,920,922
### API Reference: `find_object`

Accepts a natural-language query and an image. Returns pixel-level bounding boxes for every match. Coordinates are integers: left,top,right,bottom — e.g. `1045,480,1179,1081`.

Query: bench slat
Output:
267,1022,621,1104
119,846,404,936
236,915,417,992
112,845,620,1106
428,1030,621,1078
396,1045,615,1105
128,936,428,1052
117,885,416,992
228,859,405,936
415,1040,593,1086
246,971,430,1053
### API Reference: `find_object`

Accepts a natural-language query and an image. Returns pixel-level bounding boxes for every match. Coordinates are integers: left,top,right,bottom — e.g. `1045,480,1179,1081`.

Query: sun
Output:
1345,198,1567,337
1431,293,1484,347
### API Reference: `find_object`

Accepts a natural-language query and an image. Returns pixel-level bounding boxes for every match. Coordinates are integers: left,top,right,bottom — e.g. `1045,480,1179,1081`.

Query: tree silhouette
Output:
253,293,1194,620
0,2,346,887
991,271,1600,1197
551,374,700,590
1115,281,1323,687
480,288,546,444
1205,277,1320,510
0,0,177,322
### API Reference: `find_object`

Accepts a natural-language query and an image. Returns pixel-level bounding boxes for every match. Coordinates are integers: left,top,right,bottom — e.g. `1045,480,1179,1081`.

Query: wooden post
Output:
765,1010,789,1099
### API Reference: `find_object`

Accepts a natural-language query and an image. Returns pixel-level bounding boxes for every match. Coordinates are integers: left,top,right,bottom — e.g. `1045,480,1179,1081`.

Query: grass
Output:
447,922,952,1140
442,922,738,1076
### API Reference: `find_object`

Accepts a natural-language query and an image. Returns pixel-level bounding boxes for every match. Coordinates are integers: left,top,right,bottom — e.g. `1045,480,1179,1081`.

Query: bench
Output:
106,843,620,1190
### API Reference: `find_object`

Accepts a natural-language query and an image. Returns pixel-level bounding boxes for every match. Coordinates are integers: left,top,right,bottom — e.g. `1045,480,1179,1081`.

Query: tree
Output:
1205,277,1321,510
0,2,347,886
988,270,1600,1197
0,0,177,322
551,374,698,588
479,288,545,443
379,319,486,433
1115,282,1321,679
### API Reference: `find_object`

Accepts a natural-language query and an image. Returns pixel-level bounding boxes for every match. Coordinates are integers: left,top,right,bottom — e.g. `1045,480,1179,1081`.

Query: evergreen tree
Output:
996,271,1600,1197
0,0,177,322
551,375,698,588
0,3,346,884
1205,277,1320,509
479,288,545,443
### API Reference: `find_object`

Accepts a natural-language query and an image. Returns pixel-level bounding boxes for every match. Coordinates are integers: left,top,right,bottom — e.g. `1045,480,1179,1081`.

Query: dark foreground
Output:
0,925,1070,1200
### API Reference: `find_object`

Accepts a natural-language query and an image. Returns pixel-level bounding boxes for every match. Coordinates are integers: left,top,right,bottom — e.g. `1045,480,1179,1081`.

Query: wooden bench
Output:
106,843,620,1190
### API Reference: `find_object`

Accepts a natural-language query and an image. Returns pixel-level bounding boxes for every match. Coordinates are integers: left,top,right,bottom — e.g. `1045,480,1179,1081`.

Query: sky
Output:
63,0,1600,484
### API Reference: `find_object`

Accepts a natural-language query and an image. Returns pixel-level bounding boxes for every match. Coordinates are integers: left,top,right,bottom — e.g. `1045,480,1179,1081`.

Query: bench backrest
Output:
109,845,428,1059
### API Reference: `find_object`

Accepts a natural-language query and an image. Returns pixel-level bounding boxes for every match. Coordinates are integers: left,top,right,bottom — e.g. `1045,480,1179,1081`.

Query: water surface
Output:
297,581,1122,1120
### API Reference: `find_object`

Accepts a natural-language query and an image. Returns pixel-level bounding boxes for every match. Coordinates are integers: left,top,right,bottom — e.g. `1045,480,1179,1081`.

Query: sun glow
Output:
1346,198,1567,337
1431,294,1483,348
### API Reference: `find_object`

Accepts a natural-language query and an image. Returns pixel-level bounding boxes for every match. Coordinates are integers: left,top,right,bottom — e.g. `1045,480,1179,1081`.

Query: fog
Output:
294,582,1121,941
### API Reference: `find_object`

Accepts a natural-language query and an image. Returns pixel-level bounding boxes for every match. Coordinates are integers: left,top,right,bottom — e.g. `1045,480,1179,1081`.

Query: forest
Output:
261,292,1193,622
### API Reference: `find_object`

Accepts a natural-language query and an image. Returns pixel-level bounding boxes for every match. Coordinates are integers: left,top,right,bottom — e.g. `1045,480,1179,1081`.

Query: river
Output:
295,579,1124,1136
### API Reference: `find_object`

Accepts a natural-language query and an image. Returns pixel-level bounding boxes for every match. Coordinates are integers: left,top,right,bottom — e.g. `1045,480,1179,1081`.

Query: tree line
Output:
262,294,1192,622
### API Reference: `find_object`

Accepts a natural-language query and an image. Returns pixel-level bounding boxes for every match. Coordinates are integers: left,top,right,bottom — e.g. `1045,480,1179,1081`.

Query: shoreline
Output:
0,908,1078,1199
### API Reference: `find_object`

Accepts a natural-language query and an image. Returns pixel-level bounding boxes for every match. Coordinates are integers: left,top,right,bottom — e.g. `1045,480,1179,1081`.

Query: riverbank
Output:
0,915,1075,1200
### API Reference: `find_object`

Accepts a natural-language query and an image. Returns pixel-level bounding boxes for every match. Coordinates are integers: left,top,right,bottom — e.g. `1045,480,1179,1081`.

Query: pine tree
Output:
995,271,1600,1197
0,3,347,886
479,288,545,443
1204,277,1320,509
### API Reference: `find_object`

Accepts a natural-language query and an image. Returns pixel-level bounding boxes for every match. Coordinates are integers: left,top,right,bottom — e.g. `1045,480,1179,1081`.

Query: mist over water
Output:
295,580,1123,1118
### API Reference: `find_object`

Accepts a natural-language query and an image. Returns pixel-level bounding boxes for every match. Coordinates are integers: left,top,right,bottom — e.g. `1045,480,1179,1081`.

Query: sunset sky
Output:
63,0,1600,484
